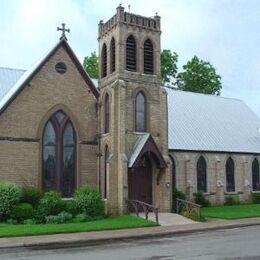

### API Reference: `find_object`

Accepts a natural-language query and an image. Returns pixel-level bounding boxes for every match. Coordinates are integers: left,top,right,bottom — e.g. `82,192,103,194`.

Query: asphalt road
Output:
1,226,260,260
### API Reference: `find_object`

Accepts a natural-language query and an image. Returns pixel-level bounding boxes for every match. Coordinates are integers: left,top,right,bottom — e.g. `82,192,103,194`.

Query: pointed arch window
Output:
135,92,146,132
252,158,260,191
226,157,235,192
104,145,109,199
143,39,154,74
197,156,207,193
110,37,116,73
101,43,107,78
104,93,110,133
42,111,76,197
126,35,137,71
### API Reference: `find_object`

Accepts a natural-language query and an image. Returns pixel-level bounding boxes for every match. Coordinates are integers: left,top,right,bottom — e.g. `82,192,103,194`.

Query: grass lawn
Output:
0,215,157,238
202,204,260,220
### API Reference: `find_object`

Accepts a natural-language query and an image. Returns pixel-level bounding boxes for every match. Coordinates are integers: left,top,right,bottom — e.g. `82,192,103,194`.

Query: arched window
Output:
169,155,176,190
104,145,109,199
126,35,137,71
104,93,110,133
226,157,235,192
42,111,76,197
135,91,146,132
101,43,107,78
110,37,116,73
143,39,153,74
197,156,207,193
252,158,260,191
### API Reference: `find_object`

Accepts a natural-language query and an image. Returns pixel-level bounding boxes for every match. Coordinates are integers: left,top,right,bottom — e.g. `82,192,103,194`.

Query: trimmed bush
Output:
64,199,79,216
251,193,260,204
74,186,104,218
21,186,42,208
73,213,90,223
39,191,64,216
11,203,33,223
224,195,240,206
23,219,35,225
183,208,200,221
172,188,186,213
32,207,47,224
45,211,73,224
193,192,211,207
0,182,22,221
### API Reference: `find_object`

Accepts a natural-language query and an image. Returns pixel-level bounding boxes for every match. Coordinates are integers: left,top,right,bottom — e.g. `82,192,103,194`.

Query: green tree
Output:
176,55,222,95
161,49,178,86
83,51,98,79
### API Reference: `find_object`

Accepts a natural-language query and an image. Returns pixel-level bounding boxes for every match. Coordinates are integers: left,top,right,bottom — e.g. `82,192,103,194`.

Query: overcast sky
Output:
1,0,260,116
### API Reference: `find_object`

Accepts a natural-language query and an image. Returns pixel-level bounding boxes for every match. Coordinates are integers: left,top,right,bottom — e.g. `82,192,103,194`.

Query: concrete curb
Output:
1,218,260,251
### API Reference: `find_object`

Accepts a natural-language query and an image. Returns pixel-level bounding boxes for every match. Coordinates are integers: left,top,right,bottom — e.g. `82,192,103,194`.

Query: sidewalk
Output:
1,217,260,250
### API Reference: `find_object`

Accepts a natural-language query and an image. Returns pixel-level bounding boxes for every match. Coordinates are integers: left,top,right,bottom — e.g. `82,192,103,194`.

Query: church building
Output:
0,6,260,215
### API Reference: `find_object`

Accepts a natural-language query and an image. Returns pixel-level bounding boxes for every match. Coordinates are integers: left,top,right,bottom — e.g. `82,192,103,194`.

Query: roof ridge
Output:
164,86,243,103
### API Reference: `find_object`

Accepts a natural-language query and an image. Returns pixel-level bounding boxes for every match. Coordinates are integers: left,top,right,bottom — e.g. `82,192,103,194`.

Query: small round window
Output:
55,62,67,74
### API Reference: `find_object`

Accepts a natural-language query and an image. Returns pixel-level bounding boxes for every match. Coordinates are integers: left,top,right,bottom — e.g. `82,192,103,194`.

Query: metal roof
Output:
1,47,260,154
0,67,25,101
128,133,150,167
166,88,260,153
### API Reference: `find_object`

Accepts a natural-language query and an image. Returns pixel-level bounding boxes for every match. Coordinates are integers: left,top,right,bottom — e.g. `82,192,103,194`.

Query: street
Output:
1,225,260,260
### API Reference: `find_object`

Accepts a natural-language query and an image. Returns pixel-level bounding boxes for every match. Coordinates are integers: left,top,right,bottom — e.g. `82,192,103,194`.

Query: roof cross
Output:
57,23,70,41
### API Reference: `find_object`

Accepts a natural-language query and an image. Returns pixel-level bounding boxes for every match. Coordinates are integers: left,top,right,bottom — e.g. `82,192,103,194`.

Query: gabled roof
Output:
166,88,260,154
129,133,167,168
0,39,99,114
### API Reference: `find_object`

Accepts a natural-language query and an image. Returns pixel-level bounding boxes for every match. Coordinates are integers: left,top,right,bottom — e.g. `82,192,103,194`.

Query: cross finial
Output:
128,4,131,12
57,23,70,41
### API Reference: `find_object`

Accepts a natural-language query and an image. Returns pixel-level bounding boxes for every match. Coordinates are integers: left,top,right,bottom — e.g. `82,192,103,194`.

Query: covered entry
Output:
128,134,167,206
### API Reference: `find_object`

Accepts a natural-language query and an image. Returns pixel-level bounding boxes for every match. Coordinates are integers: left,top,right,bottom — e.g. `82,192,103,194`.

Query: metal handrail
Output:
176,198,202,220
126,199,159,224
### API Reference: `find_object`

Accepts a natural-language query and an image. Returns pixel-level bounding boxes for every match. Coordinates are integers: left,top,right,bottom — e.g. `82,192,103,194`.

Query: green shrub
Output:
39,191,64,216
183,208,200,221
73,213,90,223
193,192,211,207
74,186,104,218
32,207,47,224
64,199,79,216
6,218,18,225
23,219,35,225
251,193,260,204
0,182,22,221
11,203,33,223
21,186,42,208
224,195,240,206
45,211,73,224
172,188,186,213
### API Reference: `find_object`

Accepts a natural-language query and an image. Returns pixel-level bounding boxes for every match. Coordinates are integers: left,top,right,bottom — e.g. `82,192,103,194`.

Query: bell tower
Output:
98,5,171,214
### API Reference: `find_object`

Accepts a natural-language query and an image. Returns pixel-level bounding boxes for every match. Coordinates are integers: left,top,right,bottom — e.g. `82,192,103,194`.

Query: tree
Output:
161,49,178,86
176,55,222,95
83,51,98,79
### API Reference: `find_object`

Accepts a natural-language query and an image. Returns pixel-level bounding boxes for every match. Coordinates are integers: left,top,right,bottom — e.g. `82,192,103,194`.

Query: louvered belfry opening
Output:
126,35,137,71
101,44,107,78
110,38,116,73
144,39,153,74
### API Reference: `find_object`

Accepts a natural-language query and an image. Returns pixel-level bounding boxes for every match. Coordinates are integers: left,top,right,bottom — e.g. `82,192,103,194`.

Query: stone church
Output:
0,6,260,214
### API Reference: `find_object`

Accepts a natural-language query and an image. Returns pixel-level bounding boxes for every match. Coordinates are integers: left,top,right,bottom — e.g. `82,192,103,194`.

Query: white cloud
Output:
0,0,260,116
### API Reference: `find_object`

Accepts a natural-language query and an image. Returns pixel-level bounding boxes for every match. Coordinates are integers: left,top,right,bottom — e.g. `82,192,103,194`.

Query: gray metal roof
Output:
0,67,25,101
128,133,149,167
1,60,260,154
166,88,260,153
